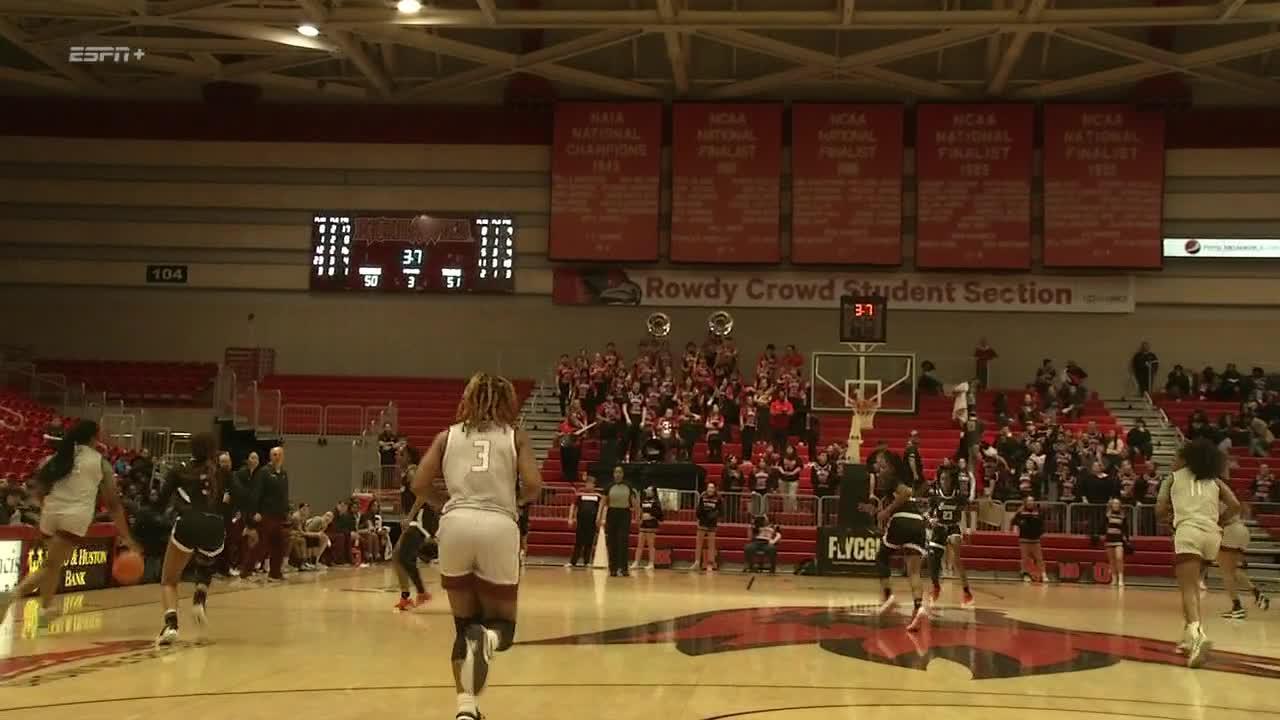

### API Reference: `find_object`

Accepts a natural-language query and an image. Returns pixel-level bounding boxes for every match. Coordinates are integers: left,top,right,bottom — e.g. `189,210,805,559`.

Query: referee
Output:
604,466,637,577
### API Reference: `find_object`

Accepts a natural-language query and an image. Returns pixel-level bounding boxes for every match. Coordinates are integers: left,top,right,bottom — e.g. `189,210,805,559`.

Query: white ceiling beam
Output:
149,0,240,15
298,0,393,98
988,0,1048,95
1219,0,1249,20
402,28,642,97
475,0,498,24
0,66,81,93
1018,29,1280,97
9,3,1280,29
841,0,855,25
169,20,338,51
0,17,113,93
658,0,689,95
133,52,366,98
841,65,966,97
1059,27,1280,94
707,26,995,98
361,25,662,98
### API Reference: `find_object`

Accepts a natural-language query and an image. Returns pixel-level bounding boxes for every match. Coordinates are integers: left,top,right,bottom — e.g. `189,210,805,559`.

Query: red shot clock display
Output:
309,213,515,294
839,295,888,344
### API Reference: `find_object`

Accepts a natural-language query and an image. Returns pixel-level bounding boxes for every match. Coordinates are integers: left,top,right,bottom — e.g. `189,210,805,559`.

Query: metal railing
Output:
1002,500,1069,534
323,404,364,435
278,402,398,437
281,404,324,435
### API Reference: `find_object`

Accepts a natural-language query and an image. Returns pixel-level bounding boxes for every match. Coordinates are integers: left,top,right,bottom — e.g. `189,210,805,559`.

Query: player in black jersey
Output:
873,452,929,632
155,433,229,646
927,472,974,607
395,446,433,611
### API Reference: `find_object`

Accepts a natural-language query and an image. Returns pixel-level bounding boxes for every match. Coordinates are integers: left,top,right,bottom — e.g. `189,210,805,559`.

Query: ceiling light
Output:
296,23,320,37
397,0,423,12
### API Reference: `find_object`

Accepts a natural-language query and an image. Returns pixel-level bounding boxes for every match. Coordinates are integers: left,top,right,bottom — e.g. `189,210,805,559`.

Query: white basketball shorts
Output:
438,507,521,592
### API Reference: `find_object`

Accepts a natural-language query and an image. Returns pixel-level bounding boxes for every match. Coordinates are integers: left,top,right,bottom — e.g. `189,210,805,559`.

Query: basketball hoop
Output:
853,398,878,426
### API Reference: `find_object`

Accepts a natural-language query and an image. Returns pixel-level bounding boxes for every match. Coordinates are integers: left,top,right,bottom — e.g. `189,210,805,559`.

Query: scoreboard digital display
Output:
839,294,888,344
309,213,515,293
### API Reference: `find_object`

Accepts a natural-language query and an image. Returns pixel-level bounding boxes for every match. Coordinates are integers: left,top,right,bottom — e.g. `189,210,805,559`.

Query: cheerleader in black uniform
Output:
155,433,229,646
633,486,664,570
1104,497,1128,587
873,452,929,632
1011,495,1046,582
693,483,722,572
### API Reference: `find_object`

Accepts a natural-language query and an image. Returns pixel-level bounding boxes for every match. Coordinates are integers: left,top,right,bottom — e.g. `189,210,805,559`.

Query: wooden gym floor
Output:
1,565,1277,719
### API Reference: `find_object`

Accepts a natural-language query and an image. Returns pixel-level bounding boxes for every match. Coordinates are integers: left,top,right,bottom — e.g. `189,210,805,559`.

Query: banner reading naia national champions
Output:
551,268,1135,314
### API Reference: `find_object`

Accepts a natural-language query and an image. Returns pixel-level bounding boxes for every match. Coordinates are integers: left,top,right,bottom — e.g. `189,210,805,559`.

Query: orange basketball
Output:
112,550,144,586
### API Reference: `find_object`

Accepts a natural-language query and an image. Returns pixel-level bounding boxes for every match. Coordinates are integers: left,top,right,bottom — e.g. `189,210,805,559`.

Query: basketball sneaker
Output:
1256,593,1270,610
156,611,180,647
877,594,898,616
929,585,941,603
192,594,208,630
1186,626,1211,669
906,605,929,633
460,625,498,695
962,588,975,608
1220,607,1247,620
395,595,415,612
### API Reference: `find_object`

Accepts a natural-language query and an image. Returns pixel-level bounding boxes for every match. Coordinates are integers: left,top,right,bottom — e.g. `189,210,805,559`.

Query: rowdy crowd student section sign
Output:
915,104,1034,270
1042,106,1165,269
551,268,1135,313
670,103,783,263
790,105,903,265
549,102,663,261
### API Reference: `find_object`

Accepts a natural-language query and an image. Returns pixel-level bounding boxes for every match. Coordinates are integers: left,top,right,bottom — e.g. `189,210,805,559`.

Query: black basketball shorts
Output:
883,513,928,556
172,511,227,558
929,523,962,549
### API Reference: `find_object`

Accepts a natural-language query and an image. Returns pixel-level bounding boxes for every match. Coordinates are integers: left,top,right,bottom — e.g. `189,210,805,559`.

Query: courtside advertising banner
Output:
549,102,663,261
790,104,904,265
915,104,1034,270
1042,105,1165,269
551,268,1134,313
670,103,784,263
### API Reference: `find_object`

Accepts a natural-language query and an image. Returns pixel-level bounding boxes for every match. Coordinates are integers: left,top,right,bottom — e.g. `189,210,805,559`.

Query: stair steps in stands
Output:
518,381,562,467
1103,396,1180,469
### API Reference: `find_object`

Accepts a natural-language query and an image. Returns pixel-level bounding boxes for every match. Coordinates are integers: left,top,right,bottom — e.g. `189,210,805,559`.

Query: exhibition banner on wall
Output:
551,267,1135,313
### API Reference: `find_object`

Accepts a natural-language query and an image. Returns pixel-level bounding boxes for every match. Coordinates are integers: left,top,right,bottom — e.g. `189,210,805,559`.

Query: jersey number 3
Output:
471,439,491,472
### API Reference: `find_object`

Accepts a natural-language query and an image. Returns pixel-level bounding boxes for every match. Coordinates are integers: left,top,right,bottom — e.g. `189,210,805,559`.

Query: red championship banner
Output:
670,103,783,263
915,104,1033,269
1042,105,1165,269
791,104,903,265
549,102,663,261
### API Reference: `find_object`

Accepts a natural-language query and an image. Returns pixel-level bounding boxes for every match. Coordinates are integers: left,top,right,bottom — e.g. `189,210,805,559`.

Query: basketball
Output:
112,550,144,586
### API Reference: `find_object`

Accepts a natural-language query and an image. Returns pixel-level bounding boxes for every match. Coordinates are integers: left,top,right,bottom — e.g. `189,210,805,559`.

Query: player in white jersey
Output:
0,421,139,625
1157,438,1239,668
413,373,542,720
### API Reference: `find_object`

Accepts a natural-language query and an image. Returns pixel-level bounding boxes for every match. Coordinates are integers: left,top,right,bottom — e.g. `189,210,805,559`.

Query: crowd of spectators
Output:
553,335,824,483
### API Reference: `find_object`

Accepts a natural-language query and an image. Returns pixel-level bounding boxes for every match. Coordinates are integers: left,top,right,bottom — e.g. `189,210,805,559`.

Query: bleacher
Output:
527,387,1181,574
262,375,534,447
1154,396,1279,497
0,390,59,482
34,359,217,406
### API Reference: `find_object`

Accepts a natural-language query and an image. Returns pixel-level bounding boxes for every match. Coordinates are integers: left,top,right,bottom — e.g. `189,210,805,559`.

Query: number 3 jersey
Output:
441,422,519,522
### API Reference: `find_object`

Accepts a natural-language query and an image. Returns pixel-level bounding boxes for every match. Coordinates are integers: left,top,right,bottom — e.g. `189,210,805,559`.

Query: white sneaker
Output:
460,625,497,695
1186,627,1211,668
229,568,240,578
192,602,207,629
877,594,899,616
156,625,179,647
906,605,928,633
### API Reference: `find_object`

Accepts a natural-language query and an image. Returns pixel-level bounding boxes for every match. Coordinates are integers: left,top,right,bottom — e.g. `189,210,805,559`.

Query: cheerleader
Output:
1104,497,1128,587
633,486,664,570
692,482,722,572
1011,495,1046,582
739,390,760,460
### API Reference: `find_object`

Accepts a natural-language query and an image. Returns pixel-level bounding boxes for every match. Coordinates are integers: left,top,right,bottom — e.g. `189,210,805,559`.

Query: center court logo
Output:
527,606,1280,680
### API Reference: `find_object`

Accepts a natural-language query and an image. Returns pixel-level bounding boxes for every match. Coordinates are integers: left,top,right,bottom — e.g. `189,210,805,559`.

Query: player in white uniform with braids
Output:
414,373,543,720
1156,438,1239,668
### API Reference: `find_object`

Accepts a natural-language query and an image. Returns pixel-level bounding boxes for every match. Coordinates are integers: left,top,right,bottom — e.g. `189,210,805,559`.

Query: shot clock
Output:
839,294,888,344
309,213,515,293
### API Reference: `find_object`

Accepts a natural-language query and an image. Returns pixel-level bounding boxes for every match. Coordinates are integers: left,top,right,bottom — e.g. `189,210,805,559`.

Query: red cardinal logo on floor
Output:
0,640,154,682
528,606,1280,680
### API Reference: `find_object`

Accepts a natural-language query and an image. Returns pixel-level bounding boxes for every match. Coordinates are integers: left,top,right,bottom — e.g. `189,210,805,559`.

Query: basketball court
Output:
1,567,1276,720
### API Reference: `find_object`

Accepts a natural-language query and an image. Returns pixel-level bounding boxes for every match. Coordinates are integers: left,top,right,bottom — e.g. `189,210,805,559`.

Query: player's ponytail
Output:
35,420,98,491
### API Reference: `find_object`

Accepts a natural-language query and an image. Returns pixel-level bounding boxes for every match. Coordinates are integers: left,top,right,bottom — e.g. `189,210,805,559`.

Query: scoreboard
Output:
309,213,515,293
839,294,888,344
